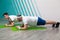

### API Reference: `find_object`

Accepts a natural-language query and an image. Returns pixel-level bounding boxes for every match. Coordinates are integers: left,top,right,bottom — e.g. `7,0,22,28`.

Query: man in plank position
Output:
3,12,60,30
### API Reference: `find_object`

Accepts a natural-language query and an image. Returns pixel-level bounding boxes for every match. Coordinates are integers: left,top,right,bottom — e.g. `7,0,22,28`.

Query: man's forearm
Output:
5,24,14,27
7,24,14,26
20,27,27,30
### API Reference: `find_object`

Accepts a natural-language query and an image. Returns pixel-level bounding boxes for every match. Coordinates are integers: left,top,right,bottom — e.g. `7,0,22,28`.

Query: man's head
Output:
17,15,22,21
3,12,9,19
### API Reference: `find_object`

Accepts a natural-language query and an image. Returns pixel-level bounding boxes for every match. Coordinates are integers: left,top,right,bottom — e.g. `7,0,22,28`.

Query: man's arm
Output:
5,21,14,27
20,24,28,30
16,24,28,30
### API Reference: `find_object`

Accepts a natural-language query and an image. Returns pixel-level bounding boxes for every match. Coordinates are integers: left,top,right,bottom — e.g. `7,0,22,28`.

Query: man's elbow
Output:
11,24,14,26
11,25,14,26
10,24,14,26
22,27,27,30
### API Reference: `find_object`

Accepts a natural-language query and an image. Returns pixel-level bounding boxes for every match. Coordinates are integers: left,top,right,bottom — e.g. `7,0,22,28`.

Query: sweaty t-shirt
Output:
22,16,38,26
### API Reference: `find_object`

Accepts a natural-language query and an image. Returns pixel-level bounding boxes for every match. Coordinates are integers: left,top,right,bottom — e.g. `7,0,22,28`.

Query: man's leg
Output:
45,20,57,24
45,20,60,28
37,17,60,28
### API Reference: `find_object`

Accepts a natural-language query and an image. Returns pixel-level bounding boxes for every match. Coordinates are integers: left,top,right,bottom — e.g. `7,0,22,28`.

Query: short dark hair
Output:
3,12,8,16
17,15,21,17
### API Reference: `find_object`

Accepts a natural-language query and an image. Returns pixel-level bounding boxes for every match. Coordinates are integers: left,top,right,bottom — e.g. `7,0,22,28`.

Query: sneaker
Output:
52,24,55,28
55,22,60,28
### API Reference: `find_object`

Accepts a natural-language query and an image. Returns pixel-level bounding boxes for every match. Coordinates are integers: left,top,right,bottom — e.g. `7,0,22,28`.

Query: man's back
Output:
22,16,38,26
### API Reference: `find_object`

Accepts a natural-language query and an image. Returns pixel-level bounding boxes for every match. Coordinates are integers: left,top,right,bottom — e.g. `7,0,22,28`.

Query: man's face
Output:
17,17,22,21
4,15,9,19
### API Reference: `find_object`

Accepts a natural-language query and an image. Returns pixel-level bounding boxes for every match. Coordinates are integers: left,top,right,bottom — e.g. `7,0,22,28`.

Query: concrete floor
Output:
0,25,60,40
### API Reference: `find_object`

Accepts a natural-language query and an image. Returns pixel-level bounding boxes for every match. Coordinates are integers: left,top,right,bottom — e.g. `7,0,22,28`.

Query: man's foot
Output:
52,24,55,28
55,22,60,28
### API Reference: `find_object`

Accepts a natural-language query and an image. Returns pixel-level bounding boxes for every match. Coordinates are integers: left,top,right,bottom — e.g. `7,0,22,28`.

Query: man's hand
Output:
5,22,14,27
16,26,21,29
5,24,8,27
16,24,28,30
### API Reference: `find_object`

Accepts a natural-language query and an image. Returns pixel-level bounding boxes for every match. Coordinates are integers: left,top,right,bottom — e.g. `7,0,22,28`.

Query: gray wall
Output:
36,0,60,22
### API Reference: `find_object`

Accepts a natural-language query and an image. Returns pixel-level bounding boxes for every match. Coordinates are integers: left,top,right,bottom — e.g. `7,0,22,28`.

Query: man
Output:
3,12,19,27
3,12,60,30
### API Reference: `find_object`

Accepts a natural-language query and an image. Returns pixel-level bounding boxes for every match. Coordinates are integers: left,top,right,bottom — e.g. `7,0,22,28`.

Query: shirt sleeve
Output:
9,16,15,21
8,17,13,22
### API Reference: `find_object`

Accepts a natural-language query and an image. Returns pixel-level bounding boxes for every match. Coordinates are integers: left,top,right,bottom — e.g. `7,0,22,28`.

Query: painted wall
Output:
0,0,41,18
36,0,60,22
0,0,60,22
0,0,17,18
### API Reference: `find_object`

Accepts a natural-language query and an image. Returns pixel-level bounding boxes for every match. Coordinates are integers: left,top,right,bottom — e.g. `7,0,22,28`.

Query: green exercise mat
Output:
0,25,7,28
0,25,46,31
11,26,46,31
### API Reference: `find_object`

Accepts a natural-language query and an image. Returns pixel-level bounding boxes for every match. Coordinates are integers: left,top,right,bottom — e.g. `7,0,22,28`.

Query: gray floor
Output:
0,25,60,40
